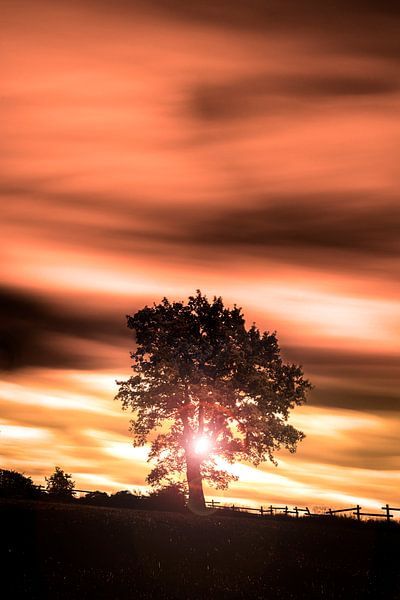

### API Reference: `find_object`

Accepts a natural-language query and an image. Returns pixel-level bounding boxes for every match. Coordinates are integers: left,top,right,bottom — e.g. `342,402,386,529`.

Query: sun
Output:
193,436,211,455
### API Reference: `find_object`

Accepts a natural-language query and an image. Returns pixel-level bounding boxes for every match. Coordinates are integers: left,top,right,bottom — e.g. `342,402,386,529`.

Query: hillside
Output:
1,499,399,599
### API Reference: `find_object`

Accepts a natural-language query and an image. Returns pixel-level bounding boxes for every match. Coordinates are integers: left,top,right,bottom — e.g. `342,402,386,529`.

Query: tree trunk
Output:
186,452,206,513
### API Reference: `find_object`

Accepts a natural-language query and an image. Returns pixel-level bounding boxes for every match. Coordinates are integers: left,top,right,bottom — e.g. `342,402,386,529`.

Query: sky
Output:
1,0,399,510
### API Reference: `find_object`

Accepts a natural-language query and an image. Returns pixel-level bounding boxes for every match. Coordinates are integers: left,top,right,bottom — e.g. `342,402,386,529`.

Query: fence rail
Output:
206,500,398,522
35,485,97,494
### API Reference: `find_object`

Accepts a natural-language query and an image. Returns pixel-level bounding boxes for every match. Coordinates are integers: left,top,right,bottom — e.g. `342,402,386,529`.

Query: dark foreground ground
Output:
1,499,400,599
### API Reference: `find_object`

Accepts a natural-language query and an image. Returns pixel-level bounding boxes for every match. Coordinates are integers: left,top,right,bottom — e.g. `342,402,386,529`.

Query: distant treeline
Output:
0,467,186,512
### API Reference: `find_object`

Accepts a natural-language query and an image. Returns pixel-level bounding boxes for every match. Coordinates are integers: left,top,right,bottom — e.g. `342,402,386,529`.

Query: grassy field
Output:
1,498,400,599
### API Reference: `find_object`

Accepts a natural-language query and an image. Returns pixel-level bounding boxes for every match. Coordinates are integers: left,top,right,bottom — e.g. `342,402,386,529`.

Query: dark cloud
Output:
286,345,400,374
118,0,400,60
284,346,400,412
309,382,399,412
105,1,400,29
190,74,399,121
189,197,400,258
301,444,400,472
65,0,400,78
2,181,398,264
0,287,132,371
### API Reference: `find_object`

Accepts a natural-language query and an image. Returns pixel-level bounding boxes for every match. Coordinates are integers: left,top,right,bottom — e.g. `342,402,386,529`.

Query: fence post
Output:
306,507,311,516
211,499,214,509
328,508,333,516
232,504,235,511
269,505,273,515
260,506,264,516
285,505,288,516
384,504,391,522
294,506,299,518
355,505,361,521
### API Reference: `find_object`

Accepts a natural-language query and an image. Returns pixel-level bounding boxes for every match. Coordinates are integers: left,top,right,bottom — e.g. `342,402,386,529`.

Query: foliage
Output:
0,468,40,498
80,491,110,506
116,291,312,508
45,466,75,498
108,490,144,509
148,483,187,512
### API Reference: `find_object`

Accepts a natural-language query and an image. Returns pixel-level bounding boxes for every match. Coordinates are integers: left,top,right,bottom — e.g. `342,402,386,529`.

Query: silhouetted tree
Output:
116,291,312,513
0,468,40,499
45,466,75,499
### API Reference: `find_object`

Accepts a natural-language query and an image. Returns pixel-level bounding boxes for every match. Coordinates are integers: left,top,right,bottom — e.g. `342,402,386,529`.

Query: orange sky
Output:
1,0,400,510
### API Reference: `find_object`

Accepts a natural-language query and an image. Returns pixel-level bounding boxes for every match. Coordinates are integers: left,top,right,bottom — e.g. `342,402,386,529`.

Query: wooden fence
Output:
206,500,400,522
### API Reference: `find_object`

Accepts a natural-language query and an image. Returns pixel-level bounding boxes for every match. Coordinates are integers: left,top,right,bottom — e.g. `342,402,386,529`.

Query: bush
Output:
80,491,110,507
108,490,144,509
147,483,187,512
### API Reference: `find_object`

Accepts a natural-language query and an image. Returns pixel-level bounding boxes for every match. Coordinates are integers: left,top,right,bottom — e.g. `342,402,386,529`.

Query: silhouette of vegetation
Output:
45,466,75,499
0,468,40,499
147,483,186,512
107,490,144,509
0,467,187,513
79,490,110,507
116,291,312,512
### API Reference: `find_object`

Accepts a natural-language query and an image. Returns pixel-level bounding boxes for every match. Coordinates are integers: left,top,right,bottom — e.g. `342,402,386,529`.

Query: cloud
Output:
190,74,399,121
187,196,400,259
111,0,400,64
93,1,400,30
285,346,400,412
2,180,399,273
0,287,130,371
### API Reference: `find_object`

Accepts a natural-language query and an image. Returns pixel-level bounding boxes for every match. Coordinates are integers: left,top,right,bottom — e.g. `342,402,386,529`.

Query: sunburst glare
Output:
193,436,211,455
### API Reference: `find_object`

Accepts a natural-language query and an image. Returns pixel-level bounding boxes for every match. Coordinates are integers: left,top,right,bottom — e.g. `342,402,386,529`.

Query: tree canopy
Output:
0,468,39,499
116,291,312,512
45,466,75,498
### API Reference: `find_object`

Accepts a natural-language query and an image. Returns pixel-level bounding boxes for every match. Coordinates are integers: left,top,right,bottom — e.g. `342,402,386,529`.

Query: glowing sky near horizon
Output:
1,0,400,510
